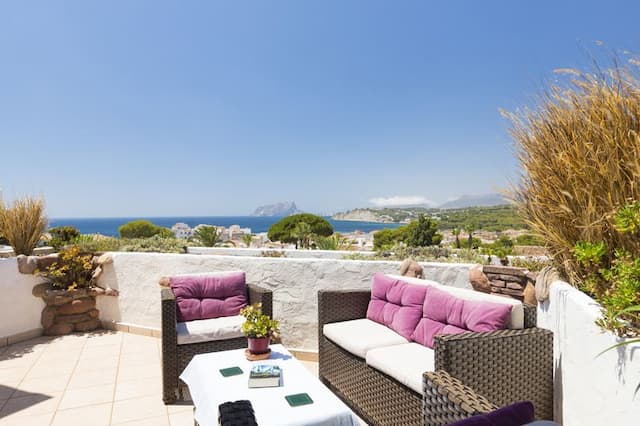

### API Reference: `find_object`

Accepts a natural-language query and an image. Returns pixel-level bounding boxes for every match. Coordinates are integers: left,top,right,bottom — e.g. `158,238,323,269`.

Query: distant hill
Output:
438,193,509,209
251,201,302,217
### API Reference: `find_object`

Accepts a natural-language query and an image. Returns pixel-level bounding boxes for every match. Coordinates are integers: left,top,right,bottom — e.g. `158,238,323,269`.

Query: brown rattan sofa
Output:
318,286,553,426
161,283,272,404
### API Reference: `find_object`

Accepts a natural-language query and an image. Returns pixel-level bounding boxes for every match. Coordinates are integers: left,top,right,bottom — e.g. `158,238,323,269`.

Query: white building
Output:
171,223,194,239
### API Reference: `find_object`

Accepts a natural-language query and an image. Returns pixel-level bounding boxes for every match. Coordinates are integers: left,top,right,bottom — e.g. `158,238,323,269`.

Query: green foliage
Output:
510,257,552,271
514,234,545,246
452,228,461,249
35,245,96,290
0,196,47,255
240,303,279,338
460,237,482,249
73,235,122,252
118,220,174,239
118,235,185,253
192,225,221,247
315,233,348,250
242,234,253,248
345,244,485,264
574,241,607,267
373,227,408,250
260,250,285,258
406,214,442,247
267,214,333,248
614,202,640,234
49,226,81,250
435,205,526,231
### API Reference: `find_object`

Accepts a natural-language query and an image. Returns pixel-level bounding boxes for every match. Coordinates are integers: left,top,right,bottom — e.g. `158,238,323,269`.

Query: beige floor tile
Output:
26,360,77,380
0,355,40,372
0,366,31,383
0,382,18,400
114,376,162,401
118,351,160,366
0,392,61,418
84,332,123,347
111,395,168,424
80,345,121,360
0,411,54,425
14,374,69,396
74,356,120,373
58,382,115,410
112,414,171,426
66,368,117,390
169,409,195,426
50,402,112,426
116,364,161,383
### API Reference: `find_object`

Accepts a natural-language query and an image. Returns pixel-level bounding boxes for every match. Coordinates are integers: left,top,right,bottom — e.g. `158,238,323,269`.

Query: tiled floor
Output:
0,331,320,426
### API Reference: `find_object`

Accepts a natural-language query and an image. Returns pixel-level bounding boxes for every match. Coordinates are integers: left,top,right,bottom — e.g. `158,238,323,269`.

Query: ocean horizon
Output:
48,216,401,237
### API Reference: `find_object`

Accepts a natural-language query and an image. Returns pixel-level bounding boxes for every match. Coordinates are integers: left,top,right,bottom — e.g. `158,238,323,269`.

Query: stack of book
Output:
248,364,281,388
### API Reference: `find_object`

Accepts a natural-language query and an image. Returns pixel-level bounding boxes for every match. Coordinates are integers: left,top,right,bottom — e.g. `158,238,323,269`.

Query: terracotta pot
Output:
247,336,270,354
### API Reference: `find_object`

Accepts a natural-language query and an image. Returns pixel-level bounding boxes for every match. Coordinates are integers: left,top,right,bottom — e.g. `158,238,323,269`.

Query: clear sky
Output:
1,1,639,217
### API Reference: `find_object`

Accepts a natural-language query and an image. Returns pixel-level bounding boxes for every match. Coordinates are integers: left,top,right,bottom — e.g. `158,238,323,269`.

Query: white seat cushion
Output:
323,318,409,359
365,343,435,394
176,315,245,345
386,274,524,329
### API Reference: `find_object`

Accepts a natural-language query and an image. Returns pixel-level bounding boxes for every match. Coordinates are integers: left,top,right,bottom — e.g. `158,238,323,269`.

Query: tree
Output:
452,228,461,249
193,225,221,247
463,223,476,249
406,214,442,247
291,222,313,249
242,233,253,248
267,214,333,247
118,220,174,239
49,226,80,250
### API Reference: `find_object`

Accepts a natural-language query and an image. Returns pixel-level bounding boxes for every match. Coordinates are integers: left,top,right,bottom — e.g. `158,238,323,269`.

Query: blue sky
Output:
1,1,639,217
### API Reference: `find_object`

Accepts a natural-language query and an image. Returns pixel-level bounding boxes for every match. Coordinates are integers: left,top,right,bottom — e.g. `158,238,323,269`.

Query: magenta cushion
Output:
411,285,512,348
366,273,427,339
170,272,248,322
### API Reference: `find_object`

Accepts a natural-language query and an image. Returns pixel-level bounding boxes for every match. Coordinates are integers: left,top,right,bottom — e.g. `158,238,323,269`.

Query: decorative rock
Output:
45,323,74,336
104,288,119,296
492,280,506,288
158,276,171,287
17,255,39,274
97,253,114,265
36,254,60,270
42,295,73,306
41,306,57,329
486,273,528,284
468,265,491,293
88,287,106,296
55,311,95,324
92,265,103,281
523,281,536,306
56,298,96,315
74,318,100,332
506,281,525,290
482,265,527,276
32,282,52,297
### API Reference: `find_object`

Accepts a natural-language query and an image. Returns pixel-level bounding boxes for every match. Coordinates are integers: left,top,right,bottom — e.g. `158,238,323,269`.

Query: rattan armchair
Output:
318,289,553,426
162,284,272,404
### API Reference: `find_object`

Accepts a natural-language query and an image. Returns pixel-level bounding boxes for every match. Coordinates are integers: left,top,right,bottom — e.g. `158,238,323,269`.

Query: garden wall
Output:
96,253,473,350
187,247,375,259
537,280,640,425
0,258,44,346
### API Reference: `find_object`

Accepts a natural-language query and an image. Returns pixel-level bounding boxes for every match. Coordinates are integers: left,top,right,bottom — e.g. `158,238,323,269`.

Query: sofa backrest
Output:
170,271,248,322
385,274,524,329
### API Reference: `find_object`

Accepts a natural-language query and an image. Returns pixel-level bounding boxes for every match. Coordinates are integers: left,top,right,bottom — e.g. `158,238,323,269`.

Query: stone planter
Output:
32,283,103,335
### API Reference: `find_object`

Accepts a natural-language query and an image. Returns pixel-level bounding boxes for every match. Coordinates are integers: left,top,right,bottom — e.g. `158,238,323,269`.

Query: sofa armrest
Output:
318,289,371,327
424,370,497,426
247,283,273,318
161,287,178,403
434,327,553,420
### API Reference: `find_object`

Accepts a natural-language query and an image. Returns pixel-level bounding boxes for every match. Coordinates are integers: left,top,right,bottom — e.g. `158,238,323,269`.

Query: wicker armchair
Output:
318,289,553,426
162,284,272,404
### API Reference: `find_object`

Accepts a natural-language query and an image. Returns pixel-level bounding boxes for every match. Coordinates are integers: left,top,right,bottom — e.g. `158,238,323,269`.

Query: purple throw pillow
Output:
447,401,535,426
411,285,512,348
170,272,248,322
366,273,427,340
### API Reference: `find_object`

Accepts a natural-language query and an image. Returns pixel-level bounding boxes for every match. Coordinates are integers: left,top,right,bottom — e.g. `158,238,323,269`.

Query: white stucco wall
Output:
96,253,473,350
0,258,44,342
537,281,640,425
187,247,375,259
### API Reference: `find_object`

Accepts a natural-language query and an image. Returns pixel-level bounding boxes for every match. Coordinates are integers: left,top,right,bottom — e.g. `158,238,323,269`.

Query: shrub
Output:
192,225,221,247
315,233,349,250
74,234,122,252
505,61,640,335
406,214,443,247
373,227,407,250
0,196,47,255
267,214,333,248
510,256,552,272
118,220,173,239
514,234,545,246
36,245,95,290
49,226,80,250
118,235,185,253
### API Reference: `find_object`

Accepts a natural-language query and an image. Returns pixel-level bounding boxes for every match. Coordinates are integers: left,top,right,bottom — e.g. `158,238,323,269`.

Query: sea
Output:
48,216,401,237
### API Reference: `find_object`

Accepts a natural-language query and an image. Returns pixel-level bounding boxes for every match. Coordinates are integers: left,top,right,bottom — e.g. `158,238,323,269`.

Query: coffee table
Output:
180,344,360,426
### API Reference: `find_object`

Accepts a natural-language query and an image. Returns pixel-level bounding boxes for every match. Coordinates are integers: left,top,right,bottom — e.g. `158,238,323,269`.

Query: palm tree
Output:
452,228,461,249
192,225,221,247
292,222,312,249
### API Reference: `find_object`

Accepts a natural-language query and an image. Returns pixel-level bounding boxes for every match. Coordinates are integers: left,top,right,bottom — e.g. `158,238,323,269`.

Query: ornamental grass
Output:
0,196,47,255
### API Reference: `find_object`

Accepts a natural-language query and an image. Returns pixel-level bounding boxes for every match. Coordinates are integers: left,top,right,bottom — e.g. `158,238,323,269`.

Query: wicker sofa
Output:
161,279,272,404
318,275,553,426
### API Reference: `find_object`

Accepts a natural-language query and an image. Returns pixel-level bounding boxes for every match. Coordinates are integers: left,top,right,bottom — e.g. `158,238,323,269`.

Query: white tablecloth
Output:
180,344,359,426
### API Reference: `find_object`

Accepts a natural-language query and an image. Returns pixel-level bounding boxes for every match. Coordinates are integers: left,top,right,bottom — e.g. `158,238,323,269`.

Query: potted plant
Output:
240,303,279,354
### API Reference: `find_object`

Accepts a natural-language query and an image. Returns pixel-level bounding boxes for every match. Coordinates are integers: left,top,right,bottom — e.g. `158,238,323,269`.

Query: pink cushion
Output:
170,272,248,322
412,285,512,348
366,273,427,340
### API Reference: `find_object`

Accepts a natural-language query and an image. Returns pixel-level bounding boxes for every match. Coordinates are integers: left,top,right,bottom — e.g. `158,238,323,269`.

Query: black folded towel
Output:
218,400,258,426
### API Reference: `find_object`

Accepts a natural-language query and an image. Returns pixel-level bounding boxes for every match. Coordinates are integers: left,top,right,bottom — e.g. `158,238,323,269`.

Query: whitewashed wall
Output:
537,281,640,425
187,247,375,259
97,253,473,350
0,258,44,344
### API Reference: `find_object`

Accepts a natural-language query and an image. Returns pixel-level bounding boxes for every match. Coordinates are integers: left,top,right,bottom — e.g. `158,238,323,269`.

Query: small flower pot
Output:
247,336,270,354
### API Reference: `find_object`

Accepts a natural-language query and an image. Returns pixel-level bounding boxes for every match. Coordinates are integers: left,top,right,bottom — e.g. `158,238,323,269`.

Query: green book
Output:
219,366,243,377
285,393,313,407
248,364,281,388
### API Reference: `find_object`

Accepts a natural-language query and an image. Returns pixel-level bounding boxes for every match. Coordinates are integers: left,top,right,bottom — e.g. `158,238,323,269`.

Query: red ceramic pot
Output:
247,337,270,354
